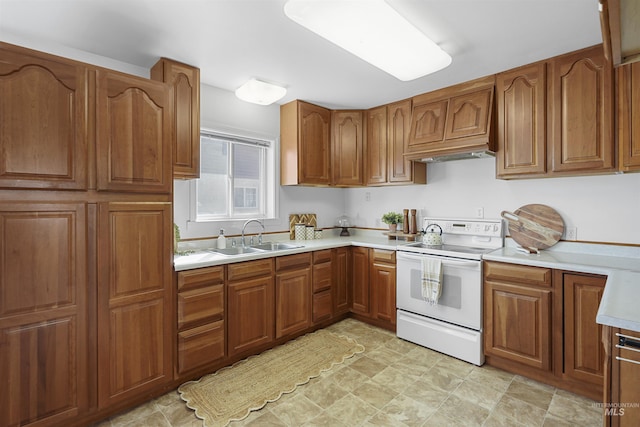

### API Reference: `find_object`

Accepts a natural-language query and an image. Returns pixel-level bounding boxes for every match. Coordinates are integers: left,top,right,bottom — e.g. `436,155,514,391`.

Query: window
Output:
192,131,276,221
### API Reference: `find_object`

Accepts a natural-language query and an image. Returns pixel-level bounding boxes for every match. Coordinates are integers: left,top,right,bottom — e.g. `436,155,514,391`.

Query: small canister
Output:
295,223,306,240
305,225,315,240
314,229,323,239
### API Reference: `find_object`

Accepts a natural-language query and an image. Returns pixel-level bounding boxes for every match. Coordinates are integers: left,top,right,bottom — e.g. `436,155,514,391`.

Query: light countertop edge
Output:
483,246,640,333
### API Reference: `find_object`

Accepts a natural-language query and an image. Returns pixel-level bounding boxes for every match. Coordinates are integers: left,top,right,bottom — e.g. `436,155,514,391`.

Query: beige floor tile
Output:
371,366,419,394
436,394,490,426
352,380,399,409
466,365,515,393
419,365,464,393
269,393,323,425
93,319,604,427
325,393,379,426
302,376,349,409
401,378,450,408
452,377,504,410
492,394,548,427
547,393,602,427
349,355,388,378
382,394,438,427
505,379,555,410
325,365,370,392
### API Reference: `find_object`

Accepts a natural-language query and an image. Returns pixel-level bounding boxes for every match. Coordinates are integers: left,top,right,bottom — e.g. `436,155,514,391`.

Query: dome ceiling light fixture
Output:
235,78,287,105
283,0,452,81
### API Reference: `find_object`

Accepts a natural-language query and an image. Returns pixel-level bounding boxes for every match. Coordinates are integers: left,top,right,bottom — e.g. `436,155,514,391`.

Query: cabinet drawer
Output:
177,285,224,330
313,249,332,264
313,290,332,323
177,320,225,374
484,261,551,287
372,248,395,263
276,252,312,271
313,261,332,292
227,258,273,281
177,265,224,291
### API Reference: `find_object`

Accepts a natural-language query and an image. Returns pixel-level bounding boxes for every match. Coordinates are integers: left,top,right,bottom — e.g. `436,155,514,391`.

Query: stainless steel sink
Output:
208,246,264,256
250,242,304,251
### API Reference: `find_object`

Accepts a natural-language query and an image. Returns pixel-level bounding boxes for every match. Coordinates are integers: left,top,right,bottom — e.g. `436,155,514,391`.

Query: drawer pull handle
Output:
617,333,640,349
616,356,640,365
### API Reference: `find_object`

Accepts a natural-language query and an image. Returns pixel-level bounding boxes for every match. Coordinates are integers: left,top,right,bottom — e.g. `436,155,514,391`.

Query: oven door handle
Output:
397,252,480,269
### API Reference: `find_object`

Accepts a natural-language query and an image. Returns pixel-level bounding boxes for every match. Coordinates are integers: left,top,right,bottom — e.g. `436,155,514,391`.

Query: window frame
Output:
189,129,277,223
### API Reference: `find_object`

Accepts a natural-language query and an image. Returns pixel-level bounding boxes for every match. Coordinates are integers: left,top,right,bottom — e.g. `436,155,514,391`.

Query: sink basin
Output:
250,242,304,251
208,246,264,256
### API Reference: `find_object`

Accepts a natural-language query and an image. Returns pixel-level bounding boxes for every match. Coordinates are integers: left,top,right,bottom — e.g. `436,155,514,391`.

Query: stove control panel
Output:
424,218,503,238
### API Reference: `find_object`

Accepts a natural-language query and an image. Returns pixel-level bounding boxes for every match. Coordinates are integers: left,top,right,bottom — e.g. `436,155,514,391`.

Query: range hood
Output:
421,150,495,163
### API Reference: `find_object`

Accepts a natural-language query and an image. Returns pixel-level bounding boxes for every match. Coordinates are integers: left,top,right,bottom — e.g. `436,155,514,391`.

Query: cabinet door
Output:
366,106,388,185
299,102,331,185
96,70,172,193
484,281,552,371
445,88,493,141
332,110,363,186
563,273,606,386
276,267,311,339
497,62,547,177
97,202,173,408
371,260,396,325
228,276,274,357
0,43,88,190
617,62,640,171
151,58,201,179
333,247,351,315
387,100,415,183
0,202,89,426
548,45,615,174
351,247,370,315
611,328,640,426
407,98,448,150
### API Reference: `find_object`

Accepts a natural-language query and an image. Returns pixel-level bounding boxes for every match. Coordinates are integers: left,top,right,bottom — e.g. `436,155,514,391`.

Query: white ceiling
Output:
0,0,603,110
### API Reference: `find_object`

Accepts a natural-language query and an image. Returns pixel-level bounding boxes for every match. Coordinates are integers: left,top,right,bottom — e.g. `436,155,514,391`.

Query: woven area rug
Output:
178,329,364,427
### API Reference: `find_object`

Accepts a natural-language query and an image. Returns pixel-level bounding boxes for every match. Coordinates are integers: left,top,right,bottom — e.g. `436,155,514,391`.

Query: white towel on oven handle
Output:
421,257,443,305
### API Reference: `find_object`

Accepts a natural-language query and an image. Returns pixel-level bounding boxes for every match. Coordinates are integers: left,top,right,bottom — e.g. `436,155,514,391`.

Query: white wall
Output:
344,158,640,245
173,84,345,240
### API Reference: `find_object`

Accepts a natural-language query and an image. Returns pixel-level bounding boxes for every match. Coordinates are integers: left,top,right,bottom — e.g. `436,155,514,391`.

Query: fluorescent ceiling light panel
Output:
284,0,452,81
235,78,287,105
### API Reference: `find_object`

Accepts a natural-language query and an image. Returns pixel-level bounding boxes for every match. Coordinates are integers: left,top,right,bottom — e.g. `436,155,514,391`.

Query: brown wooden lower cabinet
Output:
333,247,351,315
351,247,370,315
370,249,396,326
312,250,333,323
276,253,312,338
0,202,90,426
97,202,173,409
227,259,275,357
604,327,640,426
484,261,606,401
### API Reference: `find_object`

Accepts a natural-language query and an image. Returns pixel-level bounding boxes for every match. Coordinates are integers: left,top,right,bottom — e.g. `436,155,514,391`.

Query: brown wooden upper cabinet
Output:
406,75,496,160
281,100,332,186
599,0,640,66
497,45,615,178
151,58,201,179
332,110,364,186
0,42,89,190
617,61,640,171
366,100,425,186
96,70,173,193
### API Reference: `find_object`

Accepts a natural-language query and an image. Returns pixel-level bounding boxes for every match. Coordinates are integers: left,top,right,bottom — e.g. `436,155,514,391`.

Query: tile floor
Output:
96,319,603,427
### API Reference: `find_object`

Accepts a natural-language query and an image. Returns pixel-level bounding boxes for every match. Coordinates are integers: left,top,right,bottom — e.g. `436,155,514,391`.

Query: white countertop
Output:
173,230,404,272
483,240,640,332
175,232,640,333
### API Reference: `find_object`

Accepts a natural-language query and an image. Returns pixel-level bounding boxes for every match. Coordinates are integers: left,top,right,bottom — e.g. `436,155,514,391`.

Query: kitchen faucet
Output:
241,219,265,247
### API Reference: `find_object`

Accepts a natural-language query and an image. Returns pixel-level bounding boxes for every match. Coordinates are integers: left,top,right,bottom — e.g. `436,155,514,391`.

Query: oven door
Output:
396,251,482,330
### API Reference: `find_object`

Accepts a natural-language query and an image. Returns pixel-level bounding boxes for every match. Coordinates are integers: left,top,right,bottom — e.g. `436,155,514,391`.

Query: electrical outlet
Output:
365,192,371,202
475,207,484,218
565,226,577,241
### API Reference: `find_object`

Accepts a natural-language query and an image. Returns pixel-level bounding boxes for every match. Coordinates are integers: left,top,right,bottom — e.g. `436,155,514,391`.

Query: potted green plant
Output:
381,212,403,232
